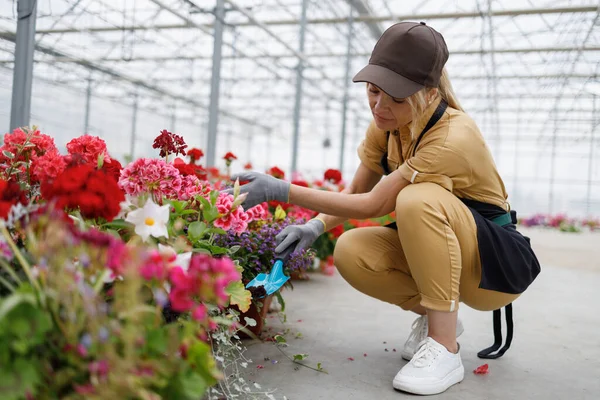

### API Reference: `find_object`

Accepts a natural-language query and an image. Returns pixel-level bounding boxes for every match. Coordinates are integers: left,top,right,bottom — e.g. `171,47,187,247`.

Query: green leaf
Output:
293,353,309,361
180,209,198,216
101,219,133,230
105,229,122,239
274,335,287,344
0,292,37,321
244,317,257,327
228,245,241,255
2,150,14,159
209,190,219,206
188,221,207,240
186,340,221,386
274,290,286,313
145,328,168,356
164,368,208,400
97,153,104,169
317,362,323,371
205,227,226,235
0,357,41,400
225,281,251,313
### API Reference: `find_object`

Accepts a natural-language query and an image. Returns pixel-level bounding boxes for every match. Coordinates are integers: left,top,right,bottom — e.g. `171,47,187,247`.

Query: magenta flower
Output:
118,158,182,200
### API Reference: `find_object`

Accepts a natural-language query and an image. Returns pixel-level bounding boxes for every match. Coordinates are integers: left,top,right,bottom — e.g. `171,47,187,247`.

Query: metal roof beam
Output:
0,30,270,130
34,5,598,33
345,0,383,40
17,45,597,63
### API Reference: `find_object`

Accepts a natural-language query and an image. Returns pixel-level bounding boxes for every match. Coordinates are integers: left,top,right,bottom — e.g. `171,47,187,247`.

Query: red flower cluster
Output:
244,162,253,170
173,158,208,181
223,152,237,162
0,179,27,219
153,129,187,158
267,166,285,180
188,148,204,163
41,164,125,221
324,168,342,184
329,224,345,239
66,134,111,164
101,158,123,182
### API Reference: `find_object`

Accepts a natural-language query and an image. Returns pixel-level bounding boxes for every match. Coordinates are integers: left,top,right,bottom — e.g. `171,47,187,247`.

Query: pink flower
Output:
192,304,208,322
167,255,240,314
178,174,205,201
107,240,129,278
286,206,314,223
246,203,269,222
66,134,111,164
169,287,195,312
119,158,182,200
140,251,170,282
74,383,96,395
213,192,250,234
89,360,109,377
31,149,66,183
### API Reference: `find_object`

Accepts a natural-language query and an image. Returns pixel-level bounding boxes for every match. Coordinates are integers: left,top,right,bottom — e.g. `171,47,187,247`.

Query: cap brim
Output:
352,64,423,99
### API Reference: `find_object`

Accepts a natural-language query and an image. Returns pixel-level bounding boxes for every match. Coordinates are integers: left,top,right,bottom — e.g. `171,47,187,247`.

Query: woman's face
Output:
367,83,413,131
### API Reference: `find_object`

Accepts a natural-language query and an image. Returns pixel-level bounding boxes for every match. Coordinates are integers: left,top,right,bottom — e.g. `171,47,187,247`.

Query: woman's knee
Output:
333,228,362,271
395,182,443,223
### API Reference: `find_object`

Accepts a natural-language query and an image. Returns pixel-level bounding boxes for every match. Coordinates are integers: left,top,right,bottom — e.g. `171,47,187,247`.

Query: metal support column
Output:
486,0,501,166
84,73,92,133
548,114,558,214
291,0,308,173
10,0,37,131
130,92,138,159
339,9,354,173
512,98,521,199
206,0,225,168
586,95,597,217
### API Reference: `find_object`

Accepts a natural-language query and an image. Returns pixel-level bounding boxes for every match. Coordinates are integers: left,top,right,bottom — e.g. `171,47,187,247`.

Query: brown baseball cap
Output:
353,21,449,99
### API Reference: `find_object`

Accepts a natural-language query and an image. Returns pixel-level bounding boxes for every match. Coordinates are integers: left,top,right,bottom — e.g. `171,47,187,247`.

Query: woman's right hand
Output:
275,219,325,261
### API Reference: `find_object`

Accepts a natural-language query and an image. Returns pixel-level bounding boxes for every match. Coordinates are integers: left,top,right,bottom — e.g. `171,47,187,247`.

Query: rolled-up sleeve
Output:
398,140,472,192
357,121,386,175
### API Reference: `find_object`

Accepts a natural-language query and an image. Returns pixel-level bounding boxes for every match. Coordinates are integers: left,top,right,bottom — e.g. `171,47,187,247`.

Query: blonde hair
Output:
405,68,463,138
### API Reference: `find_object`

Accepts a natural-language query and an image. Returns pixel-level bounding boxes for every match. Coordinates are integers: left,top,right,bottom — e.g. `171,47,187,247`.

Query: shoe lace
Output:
411,339,441,368
407,315,428,345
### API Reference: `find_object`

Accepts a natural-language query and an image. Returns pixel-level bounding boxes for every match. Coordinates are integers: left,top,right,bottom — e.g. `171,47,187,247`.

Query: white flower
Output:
158,244,192,272
125,198,170,241
116,195,136,219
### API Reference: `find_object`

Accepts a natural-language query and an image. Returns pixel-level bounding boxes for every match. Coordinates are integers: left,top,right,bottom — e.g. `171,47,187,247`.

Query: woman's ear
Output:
427,88,439,104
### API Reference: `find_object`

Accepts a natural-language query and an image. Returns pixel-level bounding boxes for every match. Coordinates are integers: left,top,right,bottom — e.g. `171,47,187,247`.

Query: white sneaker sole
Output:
393,364,464,395
401,324,465,361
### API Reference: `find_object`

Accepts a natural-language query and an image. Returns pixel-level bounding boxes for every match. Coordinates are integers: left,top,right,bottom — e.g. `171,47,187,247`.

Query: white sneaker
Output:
393,337,464,395
401,315,464,361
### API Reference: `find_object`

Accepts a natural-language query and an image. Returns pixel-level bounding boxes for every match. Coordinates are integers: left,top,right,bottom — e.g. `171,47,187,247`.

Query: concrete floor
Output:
241,229,600,400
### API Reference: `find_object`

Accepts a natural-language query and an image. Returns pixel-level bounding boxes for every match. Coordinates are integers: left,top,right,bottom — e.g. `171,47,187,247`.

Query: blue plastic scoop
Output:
245,259,289,298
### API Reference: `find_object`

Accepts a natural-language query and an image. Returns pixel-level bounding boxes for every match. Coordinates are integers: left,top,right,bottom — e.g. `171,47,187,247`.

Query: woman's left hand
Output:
225,171,290,209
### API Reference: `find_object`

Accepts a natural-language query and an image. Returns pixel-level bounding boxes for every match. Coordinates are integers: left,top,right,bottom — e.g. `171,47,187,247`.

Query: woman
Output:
230,22,540,395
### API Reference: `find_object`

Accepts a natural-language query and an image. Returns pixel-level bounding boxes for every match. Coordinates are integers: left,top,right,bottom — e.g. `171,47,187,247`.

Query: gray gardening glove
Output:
275,219,325,261
226,171,290,210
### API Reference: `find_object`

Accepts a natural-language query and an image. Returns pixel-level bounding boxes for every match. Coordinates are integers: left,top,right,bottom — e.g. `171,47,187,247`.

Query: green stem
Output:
274,345,328,374
0,258,23,285
0,224,41,293
0,274,15,292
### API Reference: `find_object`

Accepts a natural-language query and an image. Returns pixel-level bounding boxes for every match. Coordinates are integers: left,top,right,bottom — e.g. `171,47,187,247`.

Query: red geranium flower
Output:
291,179,309,187
267,166,285,180
194,165,208,181
66,134,111,164
153,129,187,158
41,164,125,221
101,158,122,182
188,148,204,163
329,224,345,239
0,179,28,219
324,168,342,184
244,162,253,170
208,167,220,178
223,152,237,162
173,158,197,176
